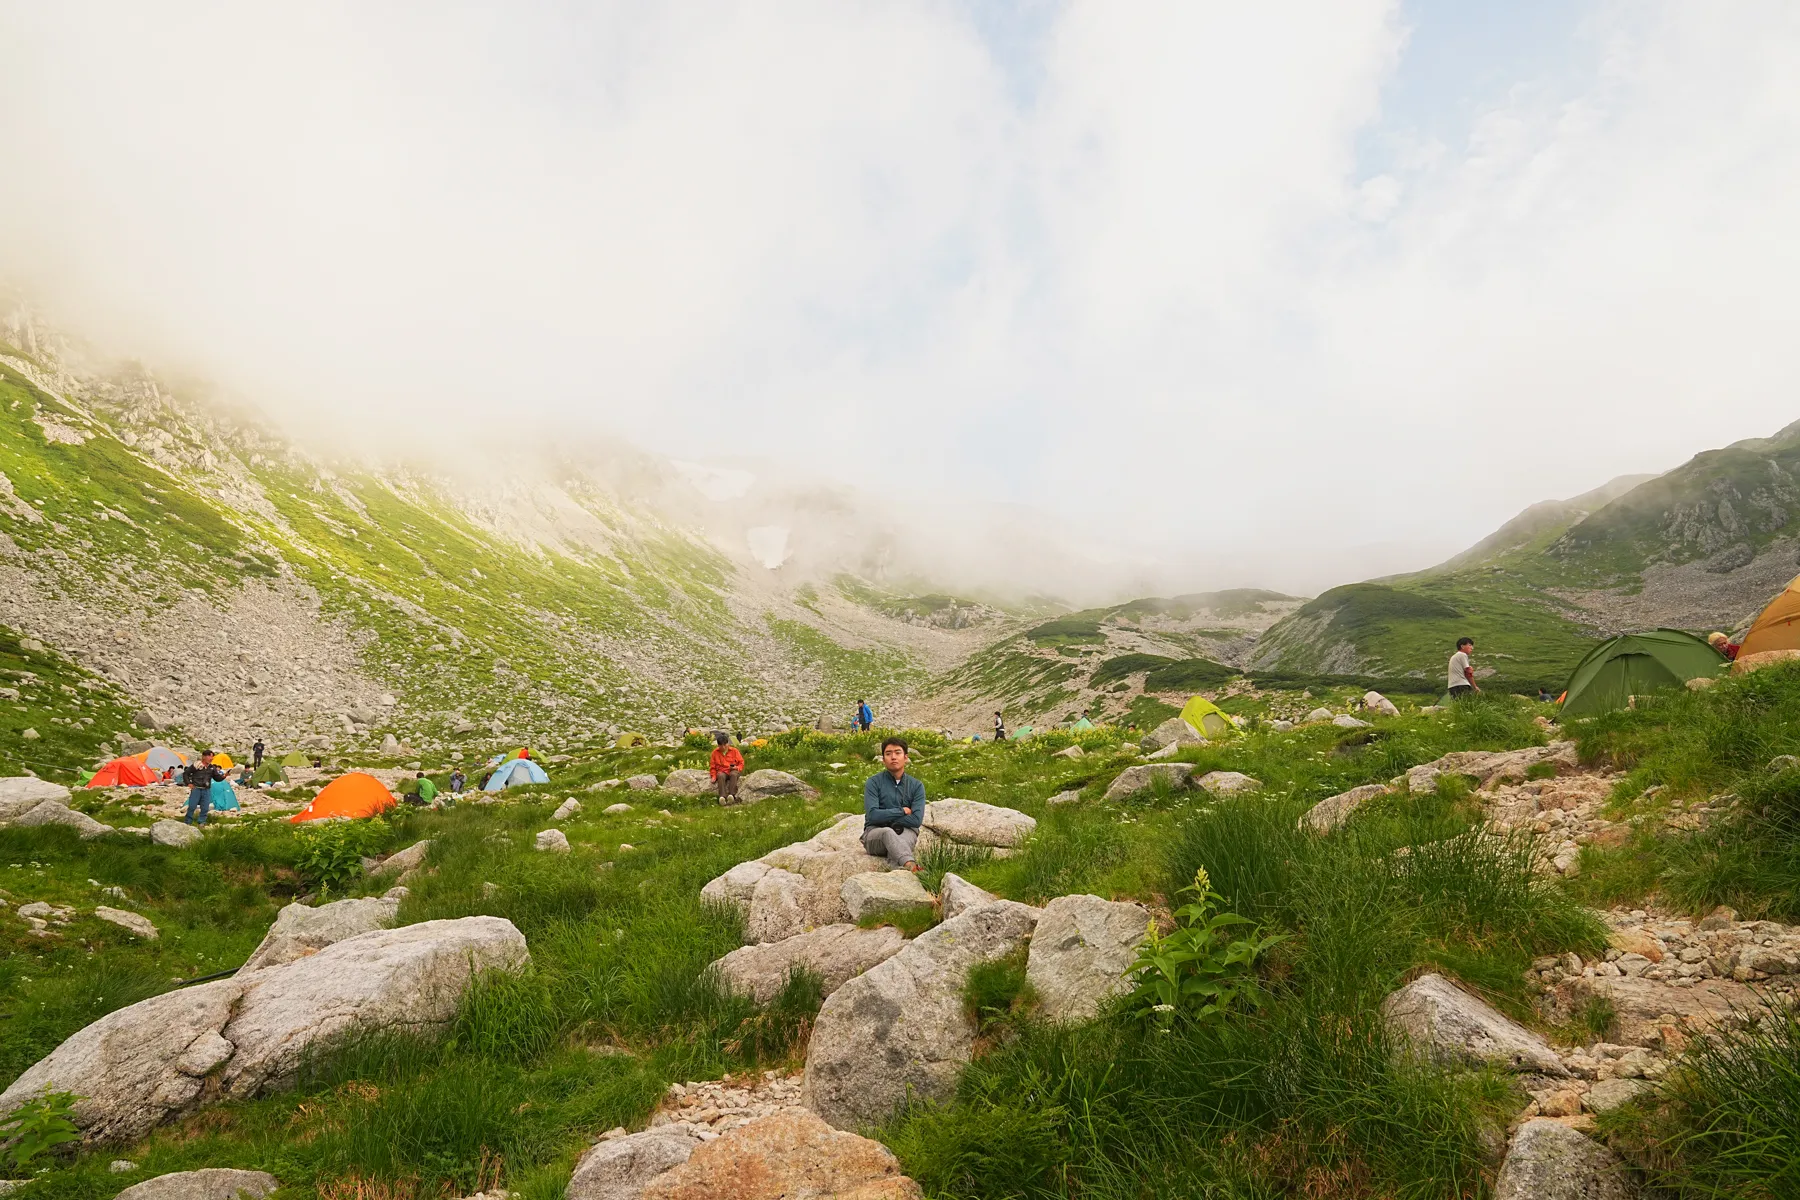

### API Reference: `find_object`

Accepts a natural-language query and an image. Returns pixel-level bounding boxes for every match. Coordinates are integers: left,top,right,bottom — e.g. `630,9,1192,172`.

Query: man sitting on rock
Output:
862,736,924,872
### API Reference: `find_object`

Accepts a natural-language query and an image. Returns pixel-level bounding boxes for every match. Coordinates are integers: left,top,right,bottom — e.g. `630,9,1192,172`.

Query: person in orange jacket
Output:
709,731,745,805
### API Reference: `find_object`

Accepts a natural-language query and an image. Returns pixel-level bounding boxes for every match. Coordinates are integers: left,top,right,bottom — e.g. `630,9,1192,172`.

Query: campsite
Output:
8,8,1800,1196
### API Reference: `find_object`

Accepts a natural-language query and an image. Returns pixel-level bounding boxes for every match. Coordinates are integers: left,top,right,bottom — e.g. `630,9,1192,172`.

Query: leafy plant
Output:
1123,868,1286,1027
295,817,391,893
0,1088,81,1169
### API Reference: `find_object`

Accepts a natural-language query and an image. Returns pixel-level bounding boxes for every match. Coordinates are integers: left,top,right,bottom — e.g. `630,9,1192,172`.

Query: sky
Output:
3,1,1799,596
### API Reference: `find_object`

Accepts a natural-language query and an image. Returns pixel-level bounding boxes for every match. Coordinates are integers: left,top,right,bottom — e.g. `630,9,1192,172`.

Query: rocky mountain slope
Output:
0,315,1024,777
1250,420,1800,687
917,589,1302,729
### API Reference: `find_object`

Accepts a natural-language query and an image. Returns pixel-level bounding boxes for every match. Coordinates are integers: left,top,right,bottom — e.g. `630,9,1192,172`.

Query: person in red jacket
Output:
709,731,745,805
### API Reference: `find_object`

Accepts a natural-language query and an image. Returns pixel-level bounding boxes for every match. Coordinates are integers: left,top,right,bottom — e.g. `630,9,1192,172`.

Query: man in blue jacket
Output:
862,736,924,871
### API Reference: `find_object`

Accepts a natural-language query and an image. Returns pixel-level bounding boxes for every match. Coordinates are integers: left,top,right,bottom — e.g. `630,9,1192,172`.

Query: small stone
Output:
626,774,659,791
552,798,581,821
110,1160,139,1173
534,829,570,853
151,819,203,848
604,802,633,814
1583,1077,1650,1113
1046,790,1082,805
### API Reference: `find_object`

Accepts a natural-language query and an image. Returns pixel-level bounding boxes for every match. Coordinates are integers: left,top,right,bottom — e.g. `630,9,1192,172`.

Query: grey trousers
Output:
862,825,919,868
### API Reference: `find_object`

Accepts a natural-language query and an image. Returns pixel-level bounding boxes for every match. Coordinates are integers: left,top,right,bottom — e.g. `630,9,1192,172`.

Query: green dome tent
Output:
1560,629,1726,718
252,761,288,786
280,750,307,768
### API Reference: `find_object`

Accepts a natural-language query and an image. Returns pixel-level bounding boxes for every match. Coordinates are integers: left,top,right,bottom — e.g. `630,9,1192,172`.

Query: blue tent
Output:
484,758,549,791
209,778,240,812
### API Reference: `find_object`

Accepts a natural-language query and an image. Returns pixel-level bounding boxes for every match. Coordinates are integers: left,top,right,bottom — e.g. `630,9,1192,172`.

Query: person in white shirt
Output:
1448,637,1479,699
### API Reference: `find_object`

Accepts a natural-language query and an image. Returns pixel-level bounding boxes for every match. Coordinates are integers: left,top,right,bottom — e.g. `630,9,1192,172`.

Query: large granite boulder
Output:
710,924,907,1004
1025,894,1149,1024
1382,973,1567,1075
922,799,1035,849
1299,784,1390,834
566,1129,701,1200
1494,1119,1638,1200
0,917,528,1143
739,770,819,803
660,769,714,797
640,1109,921,1199
803,901,1041,1129
240,895,403,973
1102,763,1194,803
4,798,113,838
114,1170,280,1200
0,776,73,809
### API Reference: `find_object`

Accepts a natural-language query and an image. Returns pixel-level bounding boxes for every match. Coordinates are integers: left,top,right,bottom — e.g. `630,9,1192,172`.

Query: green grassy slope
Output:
1251,421,1800,689
926,591,1302,725
0,354,949,758
5,685,1790,1198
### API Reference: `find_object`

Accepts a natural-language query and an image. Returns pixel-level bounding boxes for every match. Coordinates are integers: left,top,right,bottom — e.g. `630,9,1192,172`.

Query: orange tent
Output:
1738,573,1800,658
289,772,397,823
87,757,158,788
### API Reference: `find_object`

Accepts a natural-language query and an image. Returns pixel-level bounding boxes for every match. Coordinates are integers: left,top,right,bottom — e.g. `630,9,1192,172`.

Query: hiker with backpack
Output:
856,699,873,732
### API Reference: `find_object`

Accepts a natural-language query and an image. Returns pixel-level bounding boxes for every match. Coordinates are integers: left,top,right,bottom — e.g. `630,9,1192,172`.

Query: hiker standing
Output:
710,732,744,804
1448,638,1480,700
856,699,873,732
251,738,265,768
181,751,226,826
993,710,1007,741
861,737,924,871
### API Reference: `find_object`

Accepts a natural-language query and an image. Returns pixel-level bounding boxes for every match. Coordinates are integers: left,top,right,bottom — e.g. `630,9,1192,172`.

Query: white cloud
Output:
2,1,1798,595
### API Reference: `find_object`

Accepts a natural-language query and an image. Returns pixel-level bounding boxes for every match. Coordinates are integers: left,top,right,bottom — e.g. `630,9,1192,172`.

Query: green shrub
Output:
1123,868,1285,1028
0,1089,80,1170
294,817,392,893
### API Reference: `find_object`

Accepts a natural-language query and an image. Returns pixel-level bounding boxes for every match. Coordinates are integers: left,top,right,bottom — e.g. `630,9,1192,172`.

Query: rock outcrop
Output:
566,1129,700,1200
660,769,714,797
94,906,158,939
1382,973,1567,1076
1194,771,1261,797
114,1170,281,1200
1493,1119,1637,1200
1299,783,1390,833
1140,718,1203,752
641,1110,921,1199
536,829,571,853
0,917,528,1143
240,895,403,973
938,872,997,921
151,819,203,847
803,900,1041,1129
840,871,933,922
703,806,1034,941
1025,895,1148,1024
0,776,72,807
0,795,113,838
1102,763,1194,802
710,924,907,1004
739,770,818,803
922,798,1035,850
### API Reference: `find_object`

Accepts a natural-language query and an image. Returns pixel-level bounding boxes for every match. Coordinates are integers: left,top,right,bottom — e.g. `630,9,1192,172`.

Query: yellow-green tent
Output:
280,750,306,768
1179,696,1237,739
615,732,649,748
